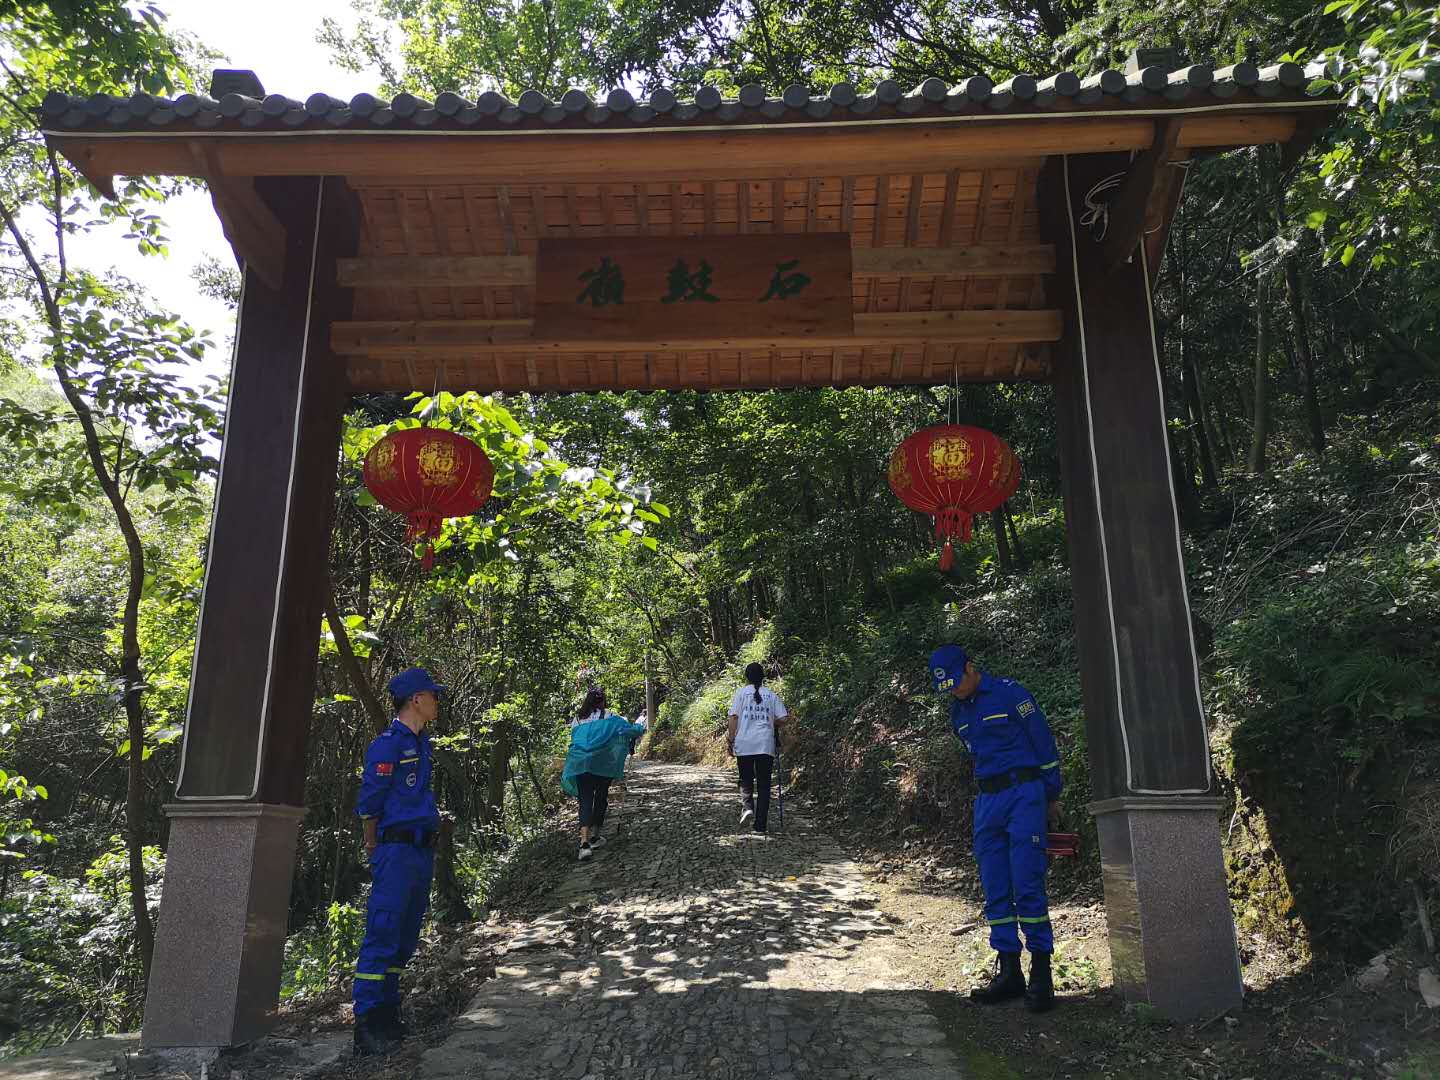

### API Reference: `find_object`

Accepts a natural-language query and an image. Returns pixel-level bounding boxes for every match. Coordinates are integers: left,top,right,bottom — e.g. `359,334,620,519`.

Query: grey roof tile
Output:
435,91,466,116
40,63,1337,138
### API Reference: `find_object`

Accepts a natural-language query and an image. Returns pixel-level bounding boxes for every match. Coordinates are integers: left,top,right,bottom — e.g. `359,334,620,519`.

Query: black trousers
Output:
576,773,613,828
737,754,774,832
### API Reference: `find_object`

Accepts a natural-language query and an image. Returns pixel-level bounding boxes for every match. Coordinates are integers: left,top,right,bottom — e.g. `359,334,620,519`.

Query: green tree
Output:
0,1,206,985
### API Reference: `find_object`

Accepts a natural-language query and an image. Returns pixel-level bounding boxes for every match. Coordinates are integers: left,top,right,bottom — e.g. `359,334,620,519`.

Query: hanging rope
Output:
1078,172,1126,242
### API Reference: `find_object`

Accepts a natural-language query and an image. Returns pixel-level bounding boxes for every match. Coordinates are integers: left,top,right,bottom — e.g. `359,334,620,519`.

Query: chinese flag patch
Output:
375,762,393,777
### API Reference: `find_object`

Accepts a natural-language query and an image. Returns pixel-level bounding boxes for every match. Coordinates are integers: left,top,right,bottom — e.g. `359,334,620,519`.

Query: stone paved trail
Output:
421,761,965,1080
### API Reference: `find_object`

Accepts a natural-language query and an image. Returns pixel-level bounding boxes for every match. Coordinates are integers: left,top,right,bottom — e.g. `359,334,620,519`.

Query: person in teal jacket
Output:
562,687,646,861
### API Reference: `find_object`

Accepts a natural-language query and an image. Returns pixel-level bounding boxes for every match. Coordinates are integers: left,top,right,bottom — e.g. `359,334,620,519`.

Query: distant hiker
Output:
353,667,445,1055
726,661,789,835
930,645,1062,1013
562,687,646,861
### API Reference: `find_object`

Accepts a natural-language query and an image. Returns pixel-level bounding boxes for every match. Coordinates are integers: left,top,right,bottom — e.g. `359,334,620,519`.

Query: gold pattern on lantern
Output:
993,450,1018,490
417,438,461,486
887,450,913,492
368,440,398,483
928,437,974,481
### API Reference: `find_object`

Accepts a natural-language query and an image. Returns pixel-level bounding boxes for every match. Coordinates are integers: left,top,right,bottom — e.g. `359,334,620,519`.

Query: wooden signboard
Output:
534,233,853,345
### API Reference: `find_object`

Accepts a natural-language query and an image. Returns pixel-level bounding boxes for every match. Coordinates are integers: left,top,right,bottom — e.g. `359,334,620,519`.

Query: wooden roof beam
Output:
329,309,1064,355
334,244,1058,288
189,142,286,290
1098,118,1182,274
48,112,1300,187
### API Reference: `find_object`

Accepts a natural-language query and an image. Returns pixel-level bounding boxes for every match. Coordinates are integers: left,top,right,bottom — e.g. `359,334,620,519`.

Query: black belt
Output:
976,767,1043,795
379,827,436,848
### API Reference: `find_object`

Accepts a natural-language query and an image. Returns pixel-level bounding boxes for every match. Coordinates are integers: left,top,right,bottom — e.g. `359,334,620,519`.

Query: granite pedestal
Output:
1091,796,1243,1020
141,803,305,1048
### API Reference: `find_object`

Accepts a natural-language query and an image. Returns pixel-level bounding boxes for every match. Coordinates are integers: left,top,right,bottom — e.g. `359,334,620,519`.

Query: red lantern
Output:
362,428,495,570
888,424,1021,571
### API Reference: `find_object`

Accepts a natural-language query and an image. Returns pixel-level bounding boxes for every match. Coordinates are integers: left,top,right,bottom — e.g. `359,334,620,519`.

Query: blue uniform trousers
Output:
973,779,1052,954
354,842,434,1017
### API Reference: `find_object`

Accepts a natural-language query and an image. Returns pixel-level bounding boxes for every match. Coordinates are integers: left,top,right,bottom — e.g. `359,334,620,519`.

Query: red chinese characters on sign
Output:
363,428,495,570
888,425,1021,571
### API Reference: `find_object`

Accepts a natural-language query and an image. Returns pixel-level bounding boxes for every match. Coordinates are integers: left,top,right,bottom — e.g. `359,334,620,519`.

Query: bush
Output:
0,841,162,1055
280,901,365,1002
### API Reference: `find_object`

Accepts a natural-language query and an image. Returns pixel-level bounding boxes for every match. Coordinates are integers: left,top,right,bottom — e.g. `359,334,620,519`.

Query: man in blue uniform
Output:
352,667,444,1055
931,644,1061,1012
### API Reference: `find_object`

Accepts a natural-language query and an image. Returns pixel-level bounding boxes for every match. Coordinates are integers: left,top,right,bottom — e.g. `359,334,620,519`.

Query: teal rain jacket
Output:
561,714,646,796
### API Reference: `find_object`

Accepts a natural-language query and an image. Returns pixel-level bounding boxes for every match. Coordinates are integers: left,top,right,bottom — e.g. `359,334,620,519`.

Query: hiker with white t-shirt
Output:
726,662,788,834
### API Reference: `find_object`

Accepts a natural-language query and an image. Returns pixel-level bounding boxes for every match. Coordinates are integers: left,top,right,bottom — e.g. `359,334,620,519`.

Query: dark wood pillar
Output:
1041,152,1242,1021
143,175,359,1048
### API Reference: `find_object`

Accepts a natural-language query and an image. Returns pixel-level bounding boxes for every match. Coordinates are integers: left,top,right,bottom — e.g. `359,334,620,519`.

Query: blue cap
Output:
929,645,969,693
387,667,445,703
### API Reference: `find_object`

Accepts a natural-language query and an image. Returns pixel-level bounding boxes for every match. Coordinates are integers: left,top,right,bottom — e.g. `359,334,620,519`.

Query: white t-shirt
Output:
728,685,787,756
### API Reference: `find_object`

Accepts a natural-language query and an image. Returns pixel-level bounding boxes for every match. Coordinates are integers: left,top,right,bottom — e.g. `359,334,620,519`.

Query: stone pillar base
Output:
142,803,305,1048
1090,796,1243,1021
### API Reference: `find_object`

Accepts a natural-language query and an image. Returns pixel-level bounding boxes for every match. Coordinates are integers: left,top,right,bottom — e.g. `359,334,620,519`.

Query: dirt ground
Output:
844,831,1440,1080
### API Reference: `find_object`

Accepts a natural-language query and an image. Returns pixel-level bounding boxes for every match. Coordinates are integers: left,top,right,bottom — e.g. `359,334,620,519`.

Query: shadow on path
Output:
420,762,968,1080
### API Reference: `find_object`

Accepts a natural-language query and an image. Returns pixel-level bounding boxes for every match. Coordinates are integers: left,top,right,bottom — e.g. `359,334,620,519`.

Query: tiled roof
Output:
42,62,1333,134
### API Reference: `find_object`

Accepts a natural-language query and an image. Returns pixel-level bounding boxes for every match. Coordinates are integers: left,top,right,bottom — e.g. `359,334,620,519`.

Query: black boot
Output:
370,1002,408,1042
353,1009,399,1056
1025,951,1056,1013
970,951,1026,1004
387,1001,410,1041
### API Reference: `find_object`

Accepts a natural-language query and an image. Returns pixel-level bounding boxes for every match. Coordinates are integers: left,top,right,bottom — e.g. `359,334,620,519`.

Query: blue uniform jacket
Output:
949,674,1062,801
356,718,440,832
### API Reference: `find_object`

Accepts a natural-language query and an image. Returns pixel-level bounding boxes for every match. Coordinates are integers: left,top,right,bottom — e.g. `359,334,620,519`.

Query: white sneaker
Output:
740,805,754,826
578,843,593,861
589,835,607,850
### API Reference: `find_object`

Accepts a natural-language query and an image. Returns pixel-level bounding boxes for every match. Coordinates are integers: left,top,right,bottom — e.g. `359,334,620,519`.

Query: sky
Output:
56,0,383,371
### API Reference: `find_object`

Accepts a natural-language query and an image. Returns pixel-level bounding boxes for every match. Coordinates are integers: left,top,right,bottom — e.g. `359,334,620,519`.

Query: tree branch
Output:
324,574,391,734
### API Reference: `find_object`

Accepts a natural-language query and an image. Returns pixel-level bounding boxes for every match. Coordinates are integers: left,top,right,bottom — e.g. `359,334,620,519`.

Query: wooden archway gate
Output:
45,58,1336,1048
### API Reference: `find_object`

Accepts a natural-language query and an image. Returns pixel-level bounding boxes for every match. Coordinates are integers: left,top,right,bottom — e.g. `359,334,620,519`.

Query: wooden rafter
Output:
330,309,1063,355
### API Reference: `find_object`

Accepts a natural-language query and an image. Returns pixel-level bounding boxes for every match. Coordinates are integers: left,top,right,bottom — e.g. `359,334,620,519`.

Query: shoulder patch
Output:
375,761,394,776
1017,699,1036,717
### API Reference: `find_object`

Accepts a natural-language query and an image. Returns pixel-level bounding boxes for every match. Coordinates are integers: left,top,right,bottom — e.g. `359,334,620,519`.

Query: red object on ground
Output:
362,427,495,569
1045,832,1081,858
887,424,1021,570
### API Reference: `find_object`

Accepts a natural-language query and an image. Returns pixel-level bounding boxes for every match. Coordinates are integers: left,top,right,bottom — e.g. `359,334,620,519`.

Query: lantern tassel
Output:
933,507,973,570
406,510,445,571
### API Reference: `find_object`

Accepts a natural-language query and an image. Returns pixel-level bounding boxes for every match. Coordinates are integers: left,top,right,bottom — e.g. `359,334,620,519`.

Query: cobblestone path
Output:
421,761,965,1080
